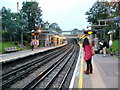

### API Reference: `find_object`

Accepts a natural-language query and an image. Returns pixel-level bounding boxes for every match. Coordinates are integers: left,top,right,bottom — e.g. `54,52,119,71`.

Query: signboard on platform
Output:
32,39,39,46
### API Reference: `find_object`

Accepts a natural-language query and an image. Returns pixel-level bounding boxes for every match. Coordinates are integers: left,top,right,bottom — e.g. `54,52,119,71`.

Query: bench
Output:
5,47,18,53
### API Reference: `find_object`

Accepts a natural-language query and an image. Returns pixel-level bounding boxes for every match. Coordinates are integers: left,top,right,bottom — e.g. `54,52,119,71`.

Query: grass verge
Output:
0,41,22,54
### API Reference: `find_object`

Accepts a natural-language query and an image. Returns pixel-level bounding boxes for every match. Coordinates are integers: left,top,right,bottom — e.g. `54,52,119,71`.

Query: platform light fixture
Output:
88,31,93,34
31,30,35,35
37,29,42,33
84,30,96,34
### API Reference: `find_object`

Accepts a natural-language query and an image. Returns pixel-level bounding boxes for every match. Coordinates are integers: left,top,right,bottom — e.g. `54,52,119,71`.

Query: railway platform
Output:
1,42,119,89
0,43,67,63
70,45,119,89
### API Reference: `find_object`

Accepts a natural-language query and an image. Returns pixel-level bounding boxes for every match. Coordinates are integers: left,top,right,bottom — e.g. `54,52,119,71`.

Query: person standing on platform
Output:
109,39,113,56
102,39,108,57
82,38,94,74
31,43,34,51
98,40,103,54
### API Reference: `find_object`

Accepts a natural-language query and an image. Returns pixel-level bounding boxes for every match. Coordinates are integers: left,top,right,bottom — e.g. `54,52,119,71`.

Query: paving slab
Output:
69,45,119,89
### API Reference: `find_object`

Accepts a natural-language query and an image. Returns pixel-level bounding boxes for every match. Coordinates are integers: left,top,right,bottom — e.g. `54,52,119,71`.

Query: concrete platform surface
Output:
69,45,119,89
0,43,67,63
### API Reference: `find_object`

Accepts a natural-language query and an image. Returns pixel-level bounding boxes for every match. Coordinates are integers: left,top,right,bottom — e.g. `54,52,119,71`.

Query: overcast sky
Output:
1,0,98,30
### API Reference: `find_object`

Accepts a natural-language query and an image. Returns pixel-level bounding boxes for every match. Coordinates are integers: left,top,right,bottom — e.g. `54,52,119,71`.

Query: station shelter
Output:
32,30,66,47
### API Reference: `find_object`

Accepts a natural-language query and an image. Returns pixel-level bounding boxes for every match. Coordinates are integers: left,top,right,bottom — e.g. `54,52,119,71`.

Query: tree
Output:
85,1,119,40
11,12,27,41
1,1,62,43
108,1,120,17
49,23,62,34
1,7,26,41
1,7,15,41
21,1,43,31
86,1,111,25
42,21,50,30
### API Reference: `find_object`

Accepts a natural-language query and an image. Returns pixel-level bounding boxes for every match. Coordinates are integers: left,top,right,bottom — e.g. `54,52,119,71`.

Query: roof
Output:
97,17,120,22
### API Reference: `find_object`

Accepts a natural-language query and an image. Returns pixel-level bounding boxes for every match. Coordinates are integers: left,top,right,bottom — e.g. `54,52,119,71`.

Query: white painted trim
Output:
69,44,81,88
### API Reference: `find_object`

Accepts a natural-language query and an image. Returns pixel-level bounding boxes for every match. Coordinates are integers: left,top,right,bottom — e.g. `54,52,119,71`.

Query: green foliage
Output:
21,1,43,31
1,1,62,43
1,1,43,42
112,40,119,53
86,2,110,25
86,1,119,40
2,31,10,41
107,40,119,55
14,41,20,45
86,1,118,25
1,7,26,41
49,23,62,34
0,41,21,54
0,42,2,54
42,21,50,30
117,56,120,59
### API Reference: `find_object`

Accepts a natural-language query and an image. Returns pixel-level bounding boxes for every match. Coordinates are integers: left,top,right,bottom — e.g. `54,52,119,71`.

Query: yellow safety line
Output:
78,45,84,89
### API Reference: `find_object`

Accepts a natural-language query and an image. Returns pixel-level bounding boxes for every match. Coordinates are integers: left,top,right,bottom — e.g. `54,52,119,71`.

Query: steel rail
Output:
2,44,68,76
43,46,77,90
1,45,69,80
20,45,74,90
58,45,79,89
2,45,72,89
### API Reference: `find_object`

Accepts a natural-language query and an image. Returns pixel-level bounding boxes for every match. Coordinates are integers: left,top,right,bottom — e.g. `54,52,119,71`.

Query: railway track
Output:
1,44,75,89
1,44,70,78
2,44,68,75
20,44,79,90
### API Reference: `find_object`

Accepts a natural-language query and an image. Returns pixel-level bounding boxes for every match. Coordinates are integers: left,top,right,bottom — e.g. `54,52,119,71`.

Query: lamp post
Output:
31,30,36,40
37,29,42,39
87,26,92,42
37,28,42,46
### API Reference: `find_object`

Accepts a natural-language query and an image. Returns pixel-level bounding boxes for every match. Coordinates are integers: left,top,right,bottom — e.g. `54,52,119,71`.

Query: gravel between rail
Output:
1,43,80,89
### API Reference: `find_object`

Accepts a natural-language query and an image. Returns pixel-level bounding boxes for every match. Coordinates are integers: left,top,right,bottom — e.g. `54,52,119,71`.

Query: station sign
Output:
32,39,39,46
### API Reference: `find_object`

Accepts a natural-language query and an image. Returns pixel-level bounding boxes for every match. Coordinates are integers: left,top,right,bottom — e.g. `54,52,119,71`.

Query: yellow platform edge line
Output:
78,44,83,89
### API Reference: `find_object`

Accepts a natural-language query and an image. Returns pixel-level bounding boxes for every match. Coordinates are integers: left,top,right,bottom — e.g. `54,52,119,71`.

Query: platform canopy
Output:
89,17,120,27
97,17,120,22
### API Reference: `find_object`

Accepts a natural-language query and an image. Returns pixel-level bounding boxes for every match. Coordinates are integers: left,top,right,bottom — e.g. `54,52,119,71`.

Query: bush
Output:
0,41,23,54
14,41,20,45
106,40,119,55
112,40,119,54
23,41,29,46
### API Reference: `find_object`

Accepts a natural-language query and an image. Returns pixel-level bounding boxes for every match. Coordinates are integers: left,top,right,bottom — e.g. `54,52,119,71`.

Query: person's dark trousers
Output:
31,46,34,51
86,58,93,73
